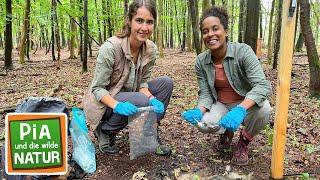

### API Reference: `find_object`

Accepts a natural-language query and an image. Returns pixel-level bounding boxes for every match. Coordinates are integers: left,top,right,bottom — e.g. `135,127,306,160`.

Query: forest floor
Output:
0,48,320,179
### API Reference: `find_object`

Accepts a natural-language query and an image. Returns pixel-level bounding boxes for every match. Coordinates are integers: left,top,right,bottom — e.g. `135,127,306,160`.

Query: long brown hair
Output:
117,0,157,38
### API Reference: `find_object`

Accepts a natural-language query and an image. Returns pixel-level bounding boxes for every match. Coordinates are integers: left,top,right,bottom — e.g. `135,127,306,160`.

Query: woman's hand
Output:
149,97,164,113
219,105,247,132
182,108,203,125
113,102,138,116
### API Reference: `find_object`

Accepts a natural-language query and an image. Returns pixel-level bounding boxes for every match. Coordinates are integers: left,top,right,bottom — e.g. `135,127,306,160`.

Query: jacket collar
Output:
121,36,147,60
204,42,234,64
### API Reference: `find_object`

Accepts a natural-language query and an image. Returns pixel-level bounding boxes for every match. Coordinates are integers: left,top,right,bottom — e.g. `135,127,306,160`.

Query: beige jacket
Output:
83,36,157,130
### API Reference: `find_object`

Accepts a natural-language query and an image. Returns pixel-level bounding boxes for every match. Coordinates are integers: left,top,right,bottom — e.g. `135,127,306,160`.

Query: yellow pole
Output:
271,0,297,179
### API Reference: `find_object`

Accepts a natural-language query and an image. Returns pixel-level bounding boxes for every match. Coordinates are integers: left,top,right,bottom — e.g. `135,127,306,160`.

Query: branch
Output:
56,0,101,46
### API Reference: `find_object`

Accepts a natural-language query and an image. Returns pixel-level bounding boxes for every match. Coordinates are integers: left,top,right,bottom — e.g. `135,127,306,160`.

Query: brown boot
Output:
216,130,234,153
231,130,252,165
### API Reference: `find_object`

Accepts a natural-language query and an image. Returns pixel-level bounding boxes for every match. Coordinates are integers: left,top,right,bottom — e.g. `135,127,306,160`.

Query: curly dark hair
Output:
199,6,229,31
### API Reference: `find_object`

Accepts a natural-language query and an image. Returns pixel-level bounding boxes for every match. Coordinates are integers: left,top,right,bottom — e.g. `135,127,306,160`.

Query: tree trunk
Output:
51,0,56,61
83,0,88,72
78,0,83,61
169,2,174,49
211,0,215,6
61,18,66,47
202,0,209,11
188,0,201,55
5,0,13,70
53,0,61,69
124,0,128,17
300,0,320,97
244,0,260,52
26,24,30,61
95,0,102,44
106,0,112,37
272,0,282,70
230,0,235,42
259,3,263,38
181,0,186,52
157,0,164,58
238,0,246,43
267,0,275,61
19,0,30,65
295,32,304,52
174,0,181,50
186,6,192,52
69,0,77,58
102,0,107,41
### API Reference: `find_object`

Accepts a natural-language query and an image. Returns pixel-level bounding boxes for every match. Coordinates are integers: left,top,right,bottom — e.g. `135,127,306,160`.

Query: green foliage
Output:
289,134,300,148
263,124,274,146
305,144,315,154
300,173,310,180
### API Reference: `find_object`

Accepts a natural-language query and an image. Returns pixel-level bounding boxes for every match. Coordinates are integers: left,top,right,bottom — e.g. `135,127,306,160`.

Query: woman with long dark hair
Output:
84,0,172,156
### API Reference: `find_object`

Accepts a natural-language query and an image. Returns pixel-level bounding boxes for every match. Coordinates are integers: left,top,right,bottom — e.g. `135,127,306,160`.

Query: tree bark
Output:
244,0,260,52
238,0,246,43
267,0,275,61
69,0,77,59
300,0,320,97
181,0,186,52
174,0,182,51
202,0,209,11
5,0,13,70
157,0,164,57
186,5,192,52
95,0,102,44
295,32,304,52
259,3,263,38
83,0,88,72
19,0,30,65
124,0,128,17
102,0,107,41
52,0,61,69
272,0,282,70
61,18,66,47
230,0,235,42
188,0,201,54
106,0,113,37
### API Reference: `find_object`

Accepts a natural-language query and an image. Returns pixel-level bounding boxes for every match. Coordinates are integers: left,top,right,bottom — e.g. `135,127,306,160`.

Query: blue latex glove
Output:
182,108,203,125
219,105,247,132
113,102,138,116
149,97,164,113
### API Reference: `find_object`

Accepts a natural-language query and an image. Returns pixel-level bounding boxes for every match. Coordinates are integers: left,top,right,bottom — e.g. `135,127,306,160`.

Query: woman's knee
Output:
115,92,149,107
158,76,174,91
202,103,228,125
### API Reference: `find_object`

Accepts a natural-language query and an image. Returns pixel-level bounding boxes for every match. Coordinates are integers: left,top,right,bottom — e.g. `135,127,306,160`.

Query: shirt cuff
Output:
139,82,149,89
92,88,110,102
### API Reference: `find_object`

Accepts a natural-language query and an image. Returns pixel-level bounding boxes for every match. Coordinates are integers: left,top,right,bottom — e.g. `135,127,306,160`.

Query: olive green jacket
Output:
83,36,157,130
195,42,271,110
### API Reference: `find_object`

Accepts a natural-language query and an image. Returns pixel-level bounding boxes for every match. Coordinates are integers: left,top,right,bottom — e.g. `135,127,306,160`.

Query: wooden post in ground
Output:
271,0,297,179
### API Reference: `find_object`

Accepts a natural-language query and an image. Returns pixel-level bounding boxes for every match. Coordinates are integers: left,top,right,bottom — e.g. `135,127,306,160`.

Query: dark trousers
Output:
100,76,173,132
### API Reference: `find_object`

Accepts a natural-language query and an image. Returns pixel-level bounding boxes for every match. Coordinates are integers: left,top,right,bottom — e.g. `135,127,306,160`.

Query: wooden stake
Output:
271,0,297,179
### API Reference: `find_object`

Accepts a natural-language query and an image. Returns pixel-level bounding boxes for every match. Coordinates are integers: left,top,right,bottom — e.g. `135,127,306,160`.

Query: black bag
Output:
15,96,69,115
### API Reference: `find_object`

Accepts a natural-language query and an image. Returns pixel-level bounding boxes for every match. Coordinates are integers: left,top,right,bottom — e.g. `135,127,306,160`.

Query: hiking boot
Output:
94,125,119,154
216,130,234,152
231,139,249,165
231,130,252,166
155,125,172,156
